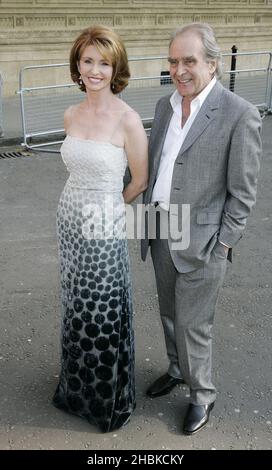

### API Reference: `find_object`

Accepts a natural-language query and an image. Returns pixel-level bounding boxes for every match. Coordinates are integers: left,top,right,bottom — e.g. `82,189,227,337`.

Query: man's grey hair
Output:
170,23,223,79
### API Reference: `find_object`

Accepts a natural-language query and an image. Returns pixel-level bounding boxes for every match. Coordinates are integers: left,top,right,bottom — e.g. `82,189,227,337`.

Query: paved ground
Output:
0,105,271,450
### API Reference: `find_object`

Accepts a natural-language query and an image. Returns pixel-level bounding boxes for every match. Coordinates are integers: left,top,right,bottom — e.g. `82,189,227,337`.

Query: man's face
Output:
169,32,216,100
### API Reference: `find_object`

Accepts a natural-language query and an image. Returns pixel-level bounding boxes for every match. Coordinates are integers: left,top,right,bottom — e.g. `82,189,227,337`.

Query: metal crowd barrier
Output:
18,51,272,152
0,72,3,138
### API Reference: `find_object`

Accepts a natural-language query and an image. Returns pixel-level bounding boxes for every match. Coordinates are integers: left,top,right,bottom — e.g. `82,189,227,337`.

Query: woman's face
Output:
78,44,113,93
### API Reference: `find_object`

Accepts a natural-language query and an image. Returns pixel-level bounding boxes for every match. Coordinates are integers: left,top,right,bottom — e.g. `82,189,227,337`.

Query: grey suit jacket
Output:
141,81,262,272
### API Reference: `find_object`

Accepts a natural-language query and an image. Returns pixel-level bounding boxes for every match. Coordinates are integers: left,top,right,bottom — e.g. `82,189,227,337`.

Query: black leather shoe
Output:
183,402,215,435
146,373,184,398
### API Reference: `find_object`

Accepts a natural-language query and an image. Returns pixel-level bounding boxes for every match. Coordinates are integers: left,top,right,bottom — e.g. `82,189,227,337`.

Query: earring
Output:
79,75,83,85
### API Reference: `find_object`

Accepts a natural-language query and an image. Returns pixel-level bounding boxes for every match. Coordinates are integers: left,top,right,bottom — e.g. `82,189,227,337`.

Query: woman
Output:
52,25,148,432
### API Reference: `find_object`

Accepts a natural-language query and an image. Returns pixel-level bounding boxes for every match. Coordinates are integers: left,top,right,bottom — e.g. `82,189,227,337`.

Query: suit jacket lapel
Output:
151,99,173,176
145,99,173,202
176,81,223,162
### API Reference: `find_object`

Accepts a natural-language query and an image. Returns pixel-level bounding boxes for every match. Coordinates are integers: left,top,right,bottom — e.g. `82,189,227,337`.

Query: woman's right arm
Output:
122,111,148,204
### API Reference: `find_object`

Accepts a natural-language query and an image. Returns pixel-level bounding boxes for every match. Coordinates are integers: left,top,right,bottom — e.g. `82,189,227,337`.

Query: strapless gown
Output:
52,135,135,432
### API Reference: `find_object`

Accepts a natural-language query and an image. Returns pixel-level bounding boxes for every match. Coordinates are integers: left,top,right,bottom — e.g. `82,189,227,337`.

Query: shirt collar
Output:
170,76,217,115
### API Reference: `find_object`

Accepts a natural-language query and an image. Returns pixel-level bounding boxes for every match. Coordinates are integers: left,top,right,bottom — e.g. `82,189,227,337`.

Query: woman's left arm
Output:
123,111,148,204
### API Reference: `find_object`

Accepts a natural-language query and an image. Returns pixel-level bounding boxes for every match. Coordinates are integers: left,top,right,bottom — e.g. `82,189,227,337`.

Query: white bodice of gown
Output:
61,135,127,192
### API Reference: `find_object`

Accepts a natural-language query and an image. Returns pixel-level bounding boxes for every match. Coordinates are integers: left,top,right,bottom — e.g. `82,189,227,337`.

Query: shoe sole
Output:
146,389,173,398
146,382,184,398
183,419,209,435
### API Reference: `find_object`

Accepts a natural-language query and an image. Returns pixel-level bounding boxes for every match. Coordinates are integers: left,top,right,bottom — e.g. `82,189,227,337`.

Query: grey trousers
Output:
151,236,227,405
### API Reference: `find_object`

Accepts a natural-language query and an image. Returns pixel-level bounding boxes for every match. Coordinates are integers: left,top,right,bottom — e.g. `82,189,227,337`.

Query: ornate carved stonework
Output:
159,15,193,26
75,16,114,27
0,16,14,28
116,15,156,26
1,0,272,95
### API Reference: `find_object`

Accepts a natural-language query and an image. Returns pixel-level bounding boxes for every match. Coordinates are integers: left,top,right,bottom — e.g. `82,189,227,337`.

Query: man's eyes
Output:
168,58,195,66
168,59,178,66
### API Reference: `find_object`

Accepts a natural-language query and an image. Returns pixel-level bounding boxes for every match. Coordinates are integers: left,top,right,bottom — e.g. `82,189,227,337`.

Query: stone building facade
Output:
0,0,272,96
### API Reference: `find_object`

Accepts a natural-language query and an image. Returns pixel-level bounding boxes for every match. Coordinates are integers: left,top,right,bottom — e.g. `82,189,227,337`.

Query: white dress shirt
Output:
151,77,217,211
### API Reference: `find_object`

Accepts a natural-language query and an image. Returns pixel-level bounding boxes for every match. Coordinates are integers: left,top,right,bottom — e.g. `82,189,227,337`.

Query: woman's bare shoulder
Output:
64,103,81,119
123,110,143,133
63,104,82,129
115,103,141,129
113,98,139,120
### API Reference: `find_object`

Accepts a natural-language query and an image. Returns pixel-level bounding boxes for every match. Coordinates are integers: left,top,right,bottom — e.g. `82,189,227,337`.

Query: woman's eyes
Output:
83,60,110,66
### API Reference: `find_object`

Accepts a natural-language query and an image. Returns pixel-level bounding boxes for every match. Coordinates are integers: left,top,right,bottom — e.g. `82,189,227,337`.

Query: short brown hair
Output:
70,25,130,94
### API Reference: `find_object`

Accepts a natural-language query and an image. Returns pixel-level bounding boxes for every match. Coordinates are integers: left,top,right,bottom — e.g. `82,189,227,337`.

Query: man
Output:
141,23,262,435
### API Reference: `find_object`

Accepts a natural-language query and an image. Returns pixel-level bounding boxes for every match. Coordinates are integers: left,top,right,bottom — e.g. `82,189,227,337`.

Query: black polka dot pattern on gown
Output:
52,138,136,433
